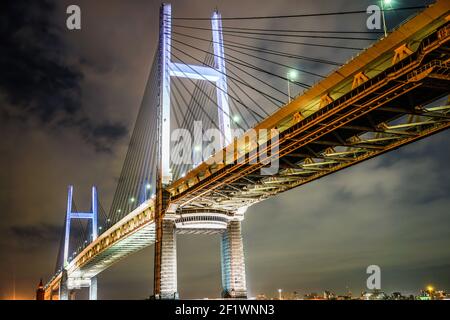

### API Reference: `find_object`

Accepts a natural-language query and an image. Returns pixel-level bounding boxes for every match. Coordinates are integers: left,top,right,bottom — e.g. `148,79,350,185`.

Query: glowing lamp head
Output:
130,197,135,203
287,70,299,81
233,115,240,123
146,183,151,190
194,145,201,152
384,0,392,5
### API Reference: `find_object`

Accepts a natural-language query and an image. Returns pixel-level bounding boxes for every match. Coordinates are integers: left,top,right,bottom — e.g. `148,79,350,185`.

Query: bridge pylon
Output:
60,185,99,300
153,2,240,299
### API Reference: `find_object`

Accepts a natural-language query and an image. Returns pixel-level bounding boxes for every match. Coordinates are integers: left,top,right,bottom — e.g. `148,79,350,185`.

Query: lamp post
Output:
381,0,392,37
287,70,298,104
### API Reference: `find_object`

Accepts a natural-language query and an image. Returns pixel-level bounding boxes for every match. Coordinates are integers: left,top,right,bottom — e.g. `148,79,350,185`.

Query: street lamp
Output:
278,288,283,300
381,0,393,37
287,70,298,103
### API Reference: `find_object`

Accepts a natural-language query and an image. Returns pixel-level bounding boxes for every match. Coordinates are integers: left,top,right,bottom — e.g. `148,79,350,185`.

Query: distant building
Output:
304,292,322,300
361,290,388,300
36,279,45,300
323,291,336,300
391,292,407,300
256,294,268,300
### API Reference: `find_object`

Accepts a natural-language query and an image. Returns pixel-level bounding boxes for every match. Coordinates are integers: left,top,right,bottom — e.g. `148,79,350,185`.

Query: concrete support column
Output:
221,220,247,298
89,277,97,300
160,219,178,299
59,270,69,300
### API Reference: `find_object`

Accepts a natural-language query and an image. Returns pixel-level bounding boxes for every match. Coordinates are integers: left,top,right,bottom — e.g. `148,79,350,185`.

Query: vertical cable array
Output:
107,54,160,224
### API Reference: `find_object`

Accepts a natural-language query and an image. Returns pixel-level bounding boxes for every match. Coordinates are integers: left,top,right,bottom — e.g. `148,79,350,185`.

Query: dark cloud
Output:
10,223,61,250
0,0,127,152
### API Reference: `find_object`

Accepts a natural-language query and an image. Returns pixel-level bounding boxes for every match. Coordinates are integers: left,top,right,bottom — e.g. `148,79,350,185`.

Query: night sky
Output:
0,0,449,300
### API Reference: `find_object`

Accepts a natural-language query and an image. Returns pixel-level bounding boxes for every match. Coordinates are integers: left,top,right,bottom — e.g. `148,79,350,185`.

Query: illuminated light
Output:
287,70,299,81
233,115,240,123
194,145,201,152
146,183,151,190
99,226,102,230
384,0,392,5
107,219,111,222
117,209,121,213
427,285,434,292
130,197,136,203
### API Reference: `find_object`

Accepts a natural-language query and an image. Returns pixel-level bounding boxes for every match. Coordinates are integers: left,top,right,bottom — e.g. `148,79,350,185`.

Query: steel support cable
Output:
54,218,66,273
141,79,160,203
70,201,89,258
171,64,231,132
174,36,287,107
170,80,199,179
170,30,343,66
217,44,326,78
173,51,219,133
171,24,378,41
127,98,158,212
172,84,216,179
170,44,288,109
170,34,325,85
170,41,300,109
171,36,296,100
129,75,159,209
227,74,273,121
109,58,159,223
222,41,342,66
169,6,427,20
226,82,258,128
172,30,363,51
113,85,152,220
172,51,219,134
224,57,292,103
169,54,249,132
213,47,312,90
192,25,385,34
170,46,267,122
173,78,218,134
171,49,220,175
177,85,219,176
167,26,343,66
119,59,159,218
109,103,145,223
224,64,278,116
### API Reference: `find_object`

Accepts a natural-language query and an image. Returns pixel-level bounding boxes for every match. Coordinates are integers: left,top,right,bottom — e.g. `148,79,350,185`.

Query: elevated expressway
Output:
45,1,450,299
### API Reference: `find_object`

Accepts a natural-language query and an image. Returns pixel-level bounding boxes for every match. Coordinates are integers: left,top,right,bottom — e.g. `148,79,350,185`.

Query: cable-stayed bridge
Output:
44,1,450,300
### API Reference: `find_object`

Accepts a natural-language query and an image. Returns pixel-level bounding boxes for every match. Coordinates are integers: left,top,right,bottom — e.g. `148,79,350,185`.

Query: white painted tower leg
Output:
89,277,97,300
160,219,178,299
221,220,247,298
